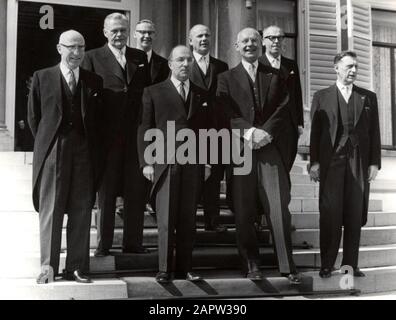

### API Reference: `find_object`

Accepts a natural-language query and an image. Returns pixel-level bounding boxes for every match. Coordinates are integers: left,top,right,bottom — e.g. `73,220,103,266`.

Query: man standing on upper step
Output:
189,24,229,233
309,51,381,278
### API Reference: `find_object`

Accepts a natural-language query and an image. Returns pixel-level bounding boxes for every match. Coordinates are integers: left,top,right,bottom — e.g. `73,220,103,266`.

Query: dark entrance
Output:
15,1,119,151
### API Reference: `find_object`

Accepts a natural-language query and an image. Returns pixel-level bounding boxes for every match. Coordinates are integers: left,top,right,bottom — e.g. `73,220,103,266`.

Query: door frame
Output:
5,0,139,140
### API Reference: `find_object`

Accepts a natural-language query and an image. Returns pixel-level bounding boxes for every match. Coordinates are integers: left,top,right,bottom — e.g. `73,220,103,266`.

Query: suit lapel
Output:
125,47,137,84
150,51,161,83
233,63,255,110
79,68,87,126
191,60,207,90
101,45,125,82
352,85,364,127
187,84,201,120
207,56,215,89
165,80,187,118
51,65,63,116
329,84,339,146
257,63,273,108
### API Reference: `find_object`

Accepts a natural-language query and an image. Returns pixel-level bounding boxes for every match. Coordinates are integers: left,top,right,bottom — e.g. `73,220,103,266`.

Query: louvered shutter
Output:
307,0,341,103
349,0,373,90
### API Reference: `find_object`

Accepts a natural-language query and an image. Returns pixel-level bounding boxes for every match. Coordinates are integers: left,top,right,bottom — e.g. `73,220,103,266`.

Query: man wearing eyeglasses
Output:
28,30,103,284
138,45,211,283
260,25,304,176
82,13,150,257
134,19,169,85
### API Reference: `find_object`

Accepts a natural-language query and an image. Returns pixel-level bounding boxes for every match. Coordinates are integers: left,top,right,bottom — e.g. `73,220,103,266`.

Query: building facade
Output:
0,0,396,152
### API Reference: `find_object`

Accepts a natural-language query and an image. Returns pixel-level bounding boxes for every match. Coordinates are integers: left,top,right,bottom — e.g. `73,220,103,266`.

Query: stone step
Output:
306,266,396,294
0,278,128,300
293,226,396,248
289,198,383,212
123,273,316,299
0,152,28,165
6,243,396,279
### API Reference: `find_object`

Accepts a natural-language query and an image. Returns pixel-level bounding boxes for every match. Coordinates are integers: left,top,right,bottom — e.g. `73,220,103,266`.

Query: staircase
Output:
1,151,396,299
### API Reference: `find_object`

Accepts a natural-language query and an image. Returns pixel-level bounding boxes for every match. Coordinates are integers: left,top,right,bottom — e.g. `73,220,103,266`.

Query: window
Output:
372,9,396,149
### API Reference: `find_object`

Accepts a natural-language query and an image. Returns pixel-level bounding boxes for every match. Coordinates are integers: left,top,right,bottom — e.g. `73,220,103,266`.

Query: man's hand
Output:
252,128,272,149
143,165,154,182
204,165,211,181
368,165,379,183
309,163,320,182
298,125,304,137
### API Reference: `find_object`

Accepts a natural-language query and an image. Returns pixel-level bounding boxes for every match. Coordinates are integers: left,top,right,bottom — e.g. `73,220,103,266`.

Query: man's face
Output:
263,26,284,58
189,25,211,55
335,55,358,85
104,18,129,49
169,47,193,81
57,33,85,70
235,29,260,63
134,22,156,51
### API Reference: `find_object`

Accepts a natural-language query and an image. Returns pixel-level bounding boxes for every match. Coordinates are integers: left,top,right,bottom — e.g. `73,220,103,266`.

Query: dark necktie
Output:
180,81,186,101
68,69,76,95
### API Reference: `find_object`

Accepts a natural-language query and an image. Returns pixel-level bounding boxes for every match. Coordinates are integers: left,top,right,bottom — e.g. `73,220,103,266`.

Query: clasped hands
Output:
251,128,273,150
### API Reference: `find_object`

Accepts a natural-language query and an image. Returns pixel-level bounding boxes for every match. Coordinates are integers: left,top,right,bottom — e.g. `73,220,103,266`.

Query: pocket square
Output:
138,64,145,67
93,93,98,97
201,102,208,107
290,70,295,75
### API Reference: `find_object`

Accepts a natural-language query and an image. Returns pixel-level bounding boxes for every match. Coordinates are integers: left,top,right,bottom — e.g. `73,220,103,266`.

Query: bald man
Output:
28,30,104,284
217,28,301,283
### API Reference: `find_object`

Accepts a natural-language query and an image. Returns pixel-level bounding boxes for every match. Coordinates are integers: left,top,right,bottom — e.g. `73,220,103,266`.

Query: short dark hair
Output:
334,51,357,64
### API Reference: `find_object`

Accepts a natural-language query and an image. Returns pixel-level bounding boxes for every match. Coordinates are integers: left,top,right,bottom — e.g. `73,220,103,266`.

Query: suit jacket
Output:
310,84,381,224
81,45,150,147
150,51,170,85
216,62,289,145
259,54,303,129
138,79,211,196
28,65,103,212
190,55,229,130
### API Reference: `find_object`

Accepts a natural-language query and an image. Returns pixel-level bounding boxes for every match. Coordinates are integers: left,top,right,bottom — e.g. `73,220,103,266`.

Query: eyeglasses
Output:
264,36,285,42
59,44,85,51
135,30,155,36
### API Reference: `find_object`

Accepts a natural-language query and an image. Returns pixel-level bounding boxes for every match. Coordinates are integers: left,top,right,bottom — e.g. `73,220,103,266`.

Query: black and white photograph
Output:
0,0,396,304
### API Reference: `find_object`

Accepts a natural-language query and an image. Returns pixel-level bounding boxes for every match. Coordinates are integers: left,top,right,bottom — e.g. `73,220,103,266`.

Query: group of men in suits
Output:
28,10,380,285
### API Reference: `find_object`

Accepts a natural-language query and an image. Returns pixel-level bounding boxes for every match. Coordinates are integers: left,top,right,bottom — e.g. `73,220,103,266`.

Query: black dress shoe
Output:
156,272,171,284
123,246,150,254
246,270,264,280
319,268,332,278
94,249,111,257
353,268,365,277
36,271,54,284
282,273,302,284
65,270,92,283
185,272,202,282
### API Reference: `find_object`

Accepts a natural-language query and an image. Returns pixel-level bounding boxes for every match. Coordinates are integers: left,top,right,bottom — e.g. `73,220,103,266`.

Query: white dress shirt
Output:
170,76,190,100
108,44,126,69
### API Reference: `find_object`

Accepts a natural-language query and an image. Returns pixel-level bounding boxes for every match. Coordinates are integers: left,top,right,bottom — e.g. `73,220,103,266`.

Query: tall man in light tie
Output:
309,51,381,278
28,30,103,284
189,24,229,233
217,28,301,283
82,13,150,257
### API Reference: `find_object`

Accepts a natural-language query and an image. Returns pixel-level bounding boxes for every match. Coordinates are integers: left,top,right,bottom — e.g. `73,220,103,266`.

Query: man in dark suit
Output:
138,45,211,283
82,13,150,256
260,25,304,175
134,19,169,85
28,30,103,284
217,28,301,284
189,24,229,233
309,51,381,278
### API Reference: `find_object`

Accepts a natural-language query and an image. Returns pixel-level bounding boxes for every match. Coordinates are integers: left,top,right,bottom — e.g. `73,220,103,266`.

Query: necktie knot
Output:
117,49,126,69
341,85,351,102
272,57,280,69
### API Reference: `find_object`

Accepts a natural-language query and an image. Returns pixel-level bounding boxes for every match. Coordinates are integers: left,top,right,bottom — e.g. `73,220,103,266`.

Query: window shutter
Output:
349,1,373,90
307,0,341,103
